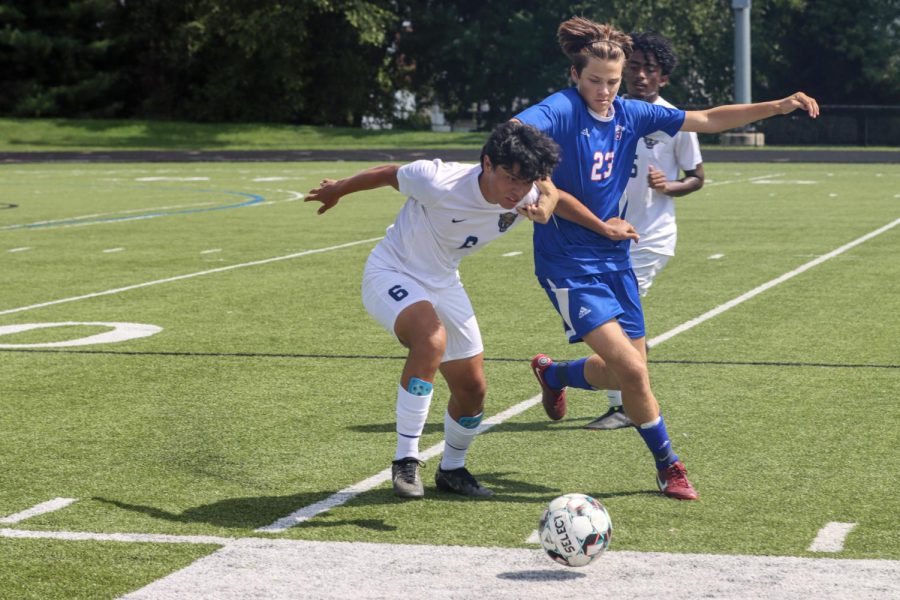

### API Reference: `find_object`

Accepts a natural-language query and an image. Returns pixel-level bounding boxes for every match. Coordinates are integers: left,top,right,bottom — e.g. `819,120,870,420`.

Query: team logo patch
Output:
615,124,625,140
498,212,517,232
643,136,661,150
580,128,591,138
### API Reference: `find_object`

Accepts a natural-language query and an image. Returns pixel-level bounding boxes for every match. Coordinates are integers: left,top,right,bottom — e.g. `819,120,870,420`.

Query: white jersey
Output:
621,96,702,256
368,159,539,288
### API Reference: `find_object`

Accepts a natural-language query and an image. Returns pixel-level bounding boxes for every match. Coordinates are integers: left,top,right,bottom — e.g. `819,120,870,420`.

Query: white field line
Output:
0,237,384,317
0,528,233,545
0,202,217,231
0,498,77,524
704,173,785,187
648,218,900,348
809,522,857,552
255,396,542,533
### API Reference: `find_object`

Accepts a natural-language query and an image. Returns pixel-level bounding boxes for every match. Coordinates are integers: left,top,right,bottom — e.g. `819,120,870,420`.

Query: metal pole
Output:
732,0,751,105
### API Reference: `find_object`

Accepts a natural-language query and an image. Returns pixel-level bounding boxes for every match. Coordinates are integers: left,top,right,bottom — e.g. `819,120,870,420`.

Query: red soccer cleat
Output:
657,461,699,500
531,354,567,421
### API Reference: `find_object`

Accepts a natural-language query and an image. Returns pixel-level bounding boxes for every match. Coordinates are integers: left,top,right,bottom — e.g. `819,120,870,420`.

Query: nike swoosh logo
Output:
452,218,467,223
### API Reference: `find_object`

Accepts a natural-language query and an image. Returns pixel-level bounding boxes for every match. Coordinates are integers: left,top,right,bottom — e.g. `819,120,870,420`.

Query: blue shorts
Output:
540,269,645,343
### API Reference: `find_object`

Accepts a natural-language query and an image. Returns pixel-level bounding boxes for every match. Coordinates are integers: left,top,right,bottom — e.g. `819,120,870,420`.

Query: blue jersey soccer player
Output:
516,16,818,500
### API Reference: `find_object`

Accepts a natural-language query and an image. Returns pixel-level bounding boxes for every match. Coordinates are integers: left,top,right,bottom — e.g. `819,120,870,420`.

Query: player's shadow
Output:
348,418,604,435
483,418,625,432
497,570,586,581
93,494,396,531
348,423,443,435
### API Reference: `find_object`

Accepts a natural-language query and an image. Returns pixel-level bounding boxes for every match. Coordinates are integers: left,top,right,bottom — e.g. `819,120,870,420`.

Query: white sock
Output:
607,389,623,408
440,410,480,470
395,385,432,461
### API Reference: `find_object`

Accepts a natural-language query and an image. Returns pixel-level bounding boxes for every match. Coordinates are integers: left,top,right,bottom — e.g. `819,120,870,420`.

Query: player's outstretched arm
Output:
305,164,401,215
553,189,639,242
681,92,819,134
517,177,559,224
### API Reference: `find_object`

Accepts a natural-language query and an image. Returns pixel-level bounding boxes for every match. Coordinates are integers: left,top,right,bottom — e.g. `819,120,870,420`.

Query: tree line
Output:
1,0,897,128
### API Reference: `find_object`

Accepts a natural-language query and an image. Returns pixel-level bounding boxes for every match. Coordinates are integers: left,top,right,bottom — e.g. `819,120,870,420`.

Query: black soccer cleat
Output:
434,466,494,497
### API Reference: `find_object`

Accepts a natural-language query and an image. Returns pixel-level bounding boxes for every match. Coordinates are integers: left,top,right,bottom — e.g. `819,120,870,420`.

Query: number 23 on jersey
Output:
591,151,615,181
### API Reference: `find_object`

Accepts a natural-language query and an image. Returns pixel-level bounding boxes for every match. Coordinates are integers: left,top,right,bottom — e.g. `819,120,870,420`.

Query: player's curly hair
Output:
630,31,678,76
481,121,560,181
557,16,632,75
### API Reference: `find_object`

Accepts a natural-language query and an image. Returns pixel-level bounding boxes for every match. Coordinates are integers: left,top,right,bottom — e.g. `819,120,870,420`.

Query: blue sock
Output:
544,358,592,390
636,416,679,470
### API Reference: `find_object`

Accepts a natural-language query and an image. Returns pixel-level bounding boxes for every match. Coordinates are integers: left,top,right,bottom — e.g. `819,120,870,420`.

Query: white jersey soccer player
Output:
363,159,540,361
367,159,539,291
306,121,561,499
621,95,702,297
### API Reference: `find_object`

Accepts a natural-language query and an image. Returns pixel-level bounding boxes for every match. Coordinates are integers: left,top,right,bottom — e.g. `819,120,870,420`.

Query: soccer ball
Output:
538,493,612,567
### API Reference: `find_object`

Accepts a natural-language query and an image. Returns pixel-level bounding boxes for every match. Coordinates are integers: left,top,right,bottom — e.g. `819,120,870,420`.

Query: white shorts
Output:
630,249,671,297
361,260,483,362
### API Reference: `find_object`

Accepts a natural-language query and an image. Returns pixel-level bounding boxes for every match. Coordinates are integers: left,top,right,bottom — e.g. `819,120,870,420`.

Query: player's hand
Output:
517,201,552,223
518,177,558,224
604,217,639,242
775,92,819,118
647,166,668,193
305,178,342,215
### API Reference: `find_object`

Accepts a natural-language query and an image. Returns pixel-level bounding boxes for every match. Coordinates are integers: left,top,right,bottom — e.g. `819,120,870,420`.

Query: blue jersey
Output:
516,87,685,279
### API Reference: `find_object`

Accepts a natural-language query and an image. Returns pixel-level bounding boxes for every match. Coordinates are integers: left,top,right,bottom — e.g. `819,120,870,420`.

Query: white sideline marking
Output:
200,248,222,254
103,247,124,253
2,530,896,600
0,498,77,524
809,522,857,552
122,539,900,600
0,528,232,545
648,218,900,348
502,251,523,257
707,253,725,260
0,237,384,317
255,395,542,533
8,247,31,253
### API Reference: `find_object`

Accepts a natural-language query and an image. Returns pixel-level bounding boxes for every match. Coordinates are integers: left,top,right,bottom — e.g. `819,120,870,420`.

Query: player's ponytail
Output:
557,16,632,75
